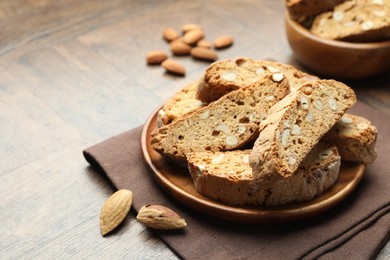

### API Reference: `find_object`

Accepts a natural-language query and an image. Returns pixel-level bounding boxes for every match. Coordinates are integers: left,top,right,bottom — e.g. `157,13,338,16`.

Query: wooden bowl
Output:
285,13,390,80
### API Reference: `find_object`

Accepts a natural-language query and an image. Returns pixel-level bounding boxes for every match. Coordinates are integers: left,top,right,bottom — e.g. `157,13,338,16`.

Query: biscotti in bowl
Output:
284,0,390,79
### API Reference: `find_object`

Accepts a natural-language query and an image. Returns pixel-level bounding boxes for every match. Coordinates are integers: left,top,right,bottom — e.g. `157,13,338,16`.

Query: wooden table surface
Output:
1,0,389,258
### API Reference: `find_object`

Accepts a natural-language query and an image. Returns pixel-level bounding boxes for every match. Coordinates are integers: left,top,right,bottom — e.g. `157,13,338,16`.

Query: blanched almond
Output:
272,73,284,82
163,27,179,42
214,35,234,49
190,47,218,61
226,135,239,146
161,59,186,76
146,50,168,65
221,71,236,81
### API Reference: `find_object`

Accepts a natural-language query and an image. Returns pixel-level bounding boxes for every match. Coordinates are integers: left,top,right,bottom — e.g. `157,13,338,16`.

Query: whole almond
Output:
146,50,168,65
136,205,187,230
181,23,202,33
183,29,204,45
190,47,218,61
170,41,191,55
214,35,234,49
161,59,186,76
100,189,133,236
162,27,179,42
197,39,212,49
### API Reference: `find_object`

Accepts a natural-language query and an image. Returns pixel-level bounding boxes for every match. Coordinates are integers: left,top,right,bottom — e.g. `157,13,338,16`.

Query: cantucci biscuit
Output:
249,79,356,178
323,113,378,164
286,0,346,22
188,143,341,206
197,57,317,103
311,0,390,42
151,75,290,163
157,81,205,127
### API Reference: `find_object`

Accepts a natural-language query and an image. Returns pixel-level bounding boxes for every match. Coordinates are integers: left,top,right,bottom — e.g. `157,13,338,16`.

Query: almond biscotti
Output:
286,0,346,22
196,57,318,103
157,81,205,127
151,75,290,163
188,143,341,206
323,114,378,164
311,0,390,42
249,79,356,179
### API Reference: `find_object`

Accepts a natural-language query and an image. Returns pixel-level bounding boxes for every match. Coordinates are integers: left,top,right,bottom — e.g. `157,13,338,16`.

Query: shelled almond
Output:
170,41,191,55
197,39,212,49
191,47,218,61
146,50,168,64
100,189,133,236
163,27,179,42
181,23,203,33
136,205,187,230
161,59,186,75
214,35,234,49
183,29,205,45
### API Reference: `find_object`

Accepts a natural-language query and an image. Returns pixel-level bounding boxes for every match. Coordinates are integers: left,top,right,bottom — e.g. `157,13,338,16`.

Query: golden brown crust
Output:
188,143,341,206
151,75,290,163
249,79,356,179
311,0,390,42
157,81,205,127
196,58,318,103
323,114,378,163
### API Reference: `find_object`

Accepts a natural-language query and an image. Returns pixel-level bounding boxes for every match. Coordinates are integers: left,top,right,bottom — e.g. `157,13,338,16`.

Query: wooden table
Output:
1,0,389,258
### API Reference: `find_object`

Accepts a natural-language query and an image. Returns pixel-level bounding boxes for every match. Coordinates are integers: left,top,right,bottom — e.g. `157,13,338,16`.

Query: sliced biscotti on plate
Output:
151,75,290,163
311,0,390,42
157,80,205,127
286,0,346,22
196,57,318,103
188,143,341,206
323,113,378,164
249,79,356,179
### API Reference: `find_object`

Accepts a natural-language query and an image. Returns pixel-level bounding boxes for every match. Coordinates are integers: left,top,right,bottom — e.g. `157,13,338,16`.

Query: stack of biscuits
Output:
151,57,378,206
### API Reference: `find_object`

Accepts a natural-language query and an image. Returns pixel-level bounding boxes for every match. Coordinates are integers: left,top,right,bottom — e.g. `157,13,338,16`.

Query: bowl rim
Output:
285,12,390,50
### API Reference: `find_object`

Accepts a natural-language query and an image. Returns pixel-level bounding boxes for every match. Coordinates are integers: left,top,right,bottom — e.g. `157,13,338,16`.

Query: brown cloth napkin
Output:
83,101,390,260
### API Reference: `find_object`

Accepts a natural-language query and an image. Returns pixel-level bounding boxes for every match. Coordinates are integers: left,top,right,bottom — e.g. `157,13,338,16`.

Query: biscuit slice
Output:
196,57,317,103
323,113,378,164
188,143,341,206
286,0,346,22
249,79,356,178
151,74,290,163
157,81,205,127
311,0,390,42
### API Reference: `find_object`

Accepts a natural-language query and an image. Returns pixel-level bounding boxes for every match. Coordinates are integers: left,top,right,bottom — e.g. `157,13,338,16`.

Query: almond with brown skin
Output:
136,205,187,230
181,23,202,34
162,27,179,42
214,35,234,49
146,50,168,65
170,41,191,55
197,39,212,49
190,47,218,61
161,59,186,76
100,189,133,236
183,29,204,45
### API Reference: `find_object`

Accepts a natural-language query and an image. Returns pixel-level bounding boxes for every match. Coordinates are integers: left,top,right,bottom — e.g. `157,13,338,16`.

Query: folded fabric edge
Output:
301,203,390,259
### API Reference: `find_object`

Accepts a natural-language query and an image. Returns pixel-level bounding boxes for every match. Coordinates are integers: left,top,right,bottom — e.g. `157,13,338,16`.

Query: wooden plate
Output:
141,108,366,224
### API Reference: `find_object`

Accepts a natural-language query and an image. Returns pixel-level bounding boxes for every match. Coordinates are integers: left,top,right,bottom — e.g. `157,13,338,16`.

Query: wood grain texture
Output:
0,0,389,258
